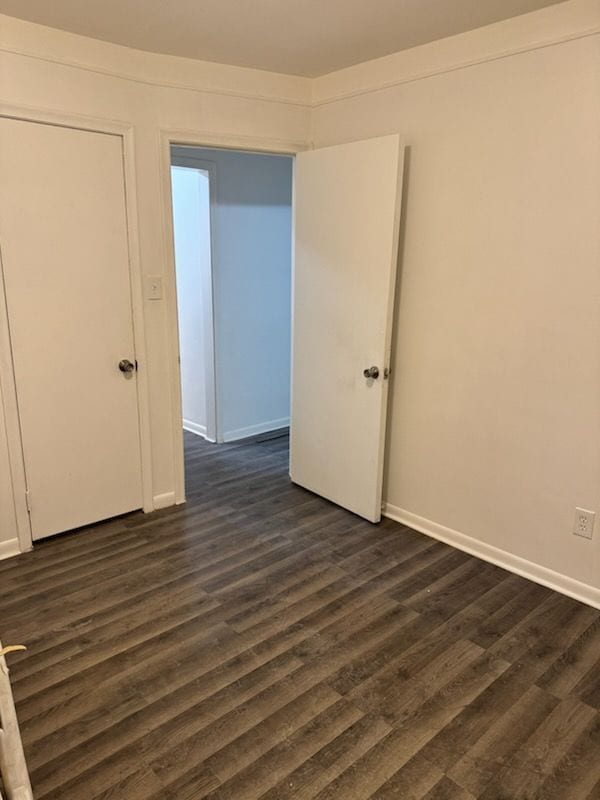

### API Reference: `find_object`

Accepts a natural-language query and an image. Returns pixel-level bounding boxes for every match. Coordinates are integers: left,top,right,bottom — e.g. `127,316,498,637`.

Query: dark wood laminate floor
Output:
0,432,599,800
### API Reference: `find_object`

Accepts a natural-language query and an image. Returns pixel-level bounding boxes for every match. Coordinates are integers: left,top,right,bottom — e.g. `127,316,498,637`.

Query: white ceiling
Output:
0,0,566,77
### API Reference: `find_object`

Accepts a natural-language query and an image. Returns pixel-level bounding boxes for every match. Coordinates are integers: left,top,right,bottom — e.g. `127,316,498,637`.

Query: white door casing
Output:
0,117,143,540
290,135,405,522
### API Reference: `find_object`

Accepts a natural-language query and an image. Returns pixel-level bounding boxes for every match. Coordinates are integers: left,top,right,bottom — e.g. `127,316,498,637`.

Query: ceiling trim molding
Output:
313,2,600,106
0,14,312,108
313,27,600,106
0,45,313,107
1,2,598,110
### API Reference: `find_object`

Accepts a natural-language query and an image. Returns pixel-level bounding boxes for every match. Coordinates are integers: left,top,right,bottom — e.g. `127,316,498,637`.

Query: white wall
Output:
174,147,293,442
171,166,211,439
0,13,310,538
312,0,600,603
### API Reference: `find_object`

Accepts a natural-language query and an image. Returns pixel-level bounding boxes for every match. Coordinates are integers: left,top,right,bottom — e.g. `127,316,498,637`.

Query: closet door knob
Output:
363,366,379,379
118,359,136,373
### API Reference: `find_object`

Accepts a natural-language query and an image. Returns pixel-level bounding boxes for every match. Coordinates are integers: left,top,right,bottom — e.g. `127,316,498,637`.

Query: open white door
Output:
290,135,404,522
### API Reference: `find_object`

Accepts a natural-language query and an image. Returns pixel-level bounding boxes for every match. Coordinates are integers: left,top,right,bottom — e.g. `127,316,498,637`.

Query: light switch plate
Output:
146,275,163,300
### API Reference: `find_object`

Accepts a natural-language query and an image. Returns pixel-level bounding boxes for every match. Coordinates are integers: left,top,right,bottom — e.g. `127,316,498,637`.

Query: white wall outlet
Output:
573,507,595,540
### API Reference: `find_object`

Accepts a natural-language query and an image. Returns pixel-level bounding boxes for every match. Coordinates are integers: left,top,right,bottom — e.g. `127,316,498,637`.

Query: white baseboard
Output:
383,504,600,610
222,417,290,443
153,491,177,510
0,538,21,561
183,419,208,438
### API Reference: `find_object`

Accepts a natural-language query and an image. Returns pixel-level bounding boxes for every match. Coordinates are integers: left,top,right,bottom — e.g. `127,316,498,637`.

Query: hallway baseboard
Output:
183,419,208,438
222,417,290,443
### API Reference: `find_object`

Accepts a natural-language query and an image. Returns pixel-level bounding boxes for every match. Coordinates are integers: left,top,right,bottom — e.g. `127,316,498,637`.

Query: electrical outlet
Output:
573,507,595,540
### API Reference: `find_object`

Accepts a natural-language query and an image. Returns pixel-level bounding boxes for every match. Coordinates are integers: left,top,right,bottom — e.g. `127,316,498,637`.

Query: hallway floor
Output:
0,432,598,799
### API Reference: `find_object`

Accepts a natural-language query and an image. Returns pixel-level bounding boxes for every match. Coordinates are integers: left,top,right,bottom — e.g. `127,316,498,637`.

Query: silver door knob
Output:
363,366,379,379
118,359,136,373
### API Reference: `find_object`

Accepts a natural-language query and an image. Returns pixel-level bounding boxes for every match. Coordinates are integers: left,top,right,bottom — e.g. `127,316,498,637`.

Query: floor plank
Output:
0,431,598,799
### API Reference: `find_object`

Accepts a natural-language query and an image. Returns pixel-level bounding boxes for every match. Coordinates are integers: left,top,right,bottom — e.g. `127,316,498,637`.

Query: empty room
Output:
0,1,598,799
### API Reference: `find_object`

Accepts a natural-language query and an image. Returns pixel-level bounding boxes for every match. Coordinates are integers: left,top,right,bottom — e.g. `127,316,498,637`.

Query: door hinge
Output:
25,490,31,513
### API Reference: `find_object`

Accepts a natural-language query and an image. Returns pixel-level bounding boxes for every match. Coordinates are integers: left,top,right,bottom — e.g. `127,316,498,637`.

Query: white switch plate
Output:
573,507,595,540
146,275,163,300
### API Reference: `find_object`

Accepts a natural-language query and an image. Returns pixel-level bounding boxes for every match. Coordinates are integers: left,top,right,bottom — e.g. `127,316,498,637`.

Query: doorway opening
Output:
167,135,404,523
170,145,294,467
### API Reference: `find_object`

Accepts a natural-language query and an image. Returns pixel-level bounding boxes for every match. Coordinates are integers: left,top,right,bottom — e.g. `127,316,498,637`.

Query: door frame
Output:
159,129,305,505
0,103,154,553
169,155,218,443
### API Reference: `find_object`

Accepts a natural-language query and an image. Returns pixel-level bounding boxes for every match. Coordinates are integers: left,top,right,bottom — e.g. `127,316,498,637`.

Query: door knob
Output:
118,359,136,373
363,366,380,379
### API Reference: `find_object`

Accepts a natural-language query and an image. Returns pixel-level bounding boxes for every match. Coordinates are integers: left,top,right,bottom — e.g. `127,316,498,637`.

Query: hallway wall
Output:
173,147,293,442
171,165,212,439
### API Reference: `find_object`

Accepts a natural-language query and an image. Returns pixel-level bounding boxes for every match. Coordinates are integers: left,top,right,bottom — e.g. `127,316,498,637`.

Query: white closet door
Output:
0,118,143,540
291,135,404,522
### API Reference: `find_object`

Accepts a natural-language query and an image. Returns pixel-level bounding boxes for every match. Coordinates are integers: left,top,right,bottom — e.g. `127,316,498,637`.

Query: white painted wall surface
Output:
171,166,211,438
0,12,310,544
173,147,293,442
312,0,600,602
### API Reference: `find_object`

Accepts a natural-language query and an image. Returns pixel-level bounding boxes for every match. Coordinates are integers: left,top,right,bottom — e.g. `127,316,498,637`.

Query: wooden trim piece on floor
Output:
0,643,33,799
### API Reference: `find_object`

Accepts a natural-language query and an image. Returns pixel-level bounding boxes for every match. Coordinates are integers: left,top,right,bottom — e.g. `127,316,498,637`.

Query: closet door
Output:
0,118,143,540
